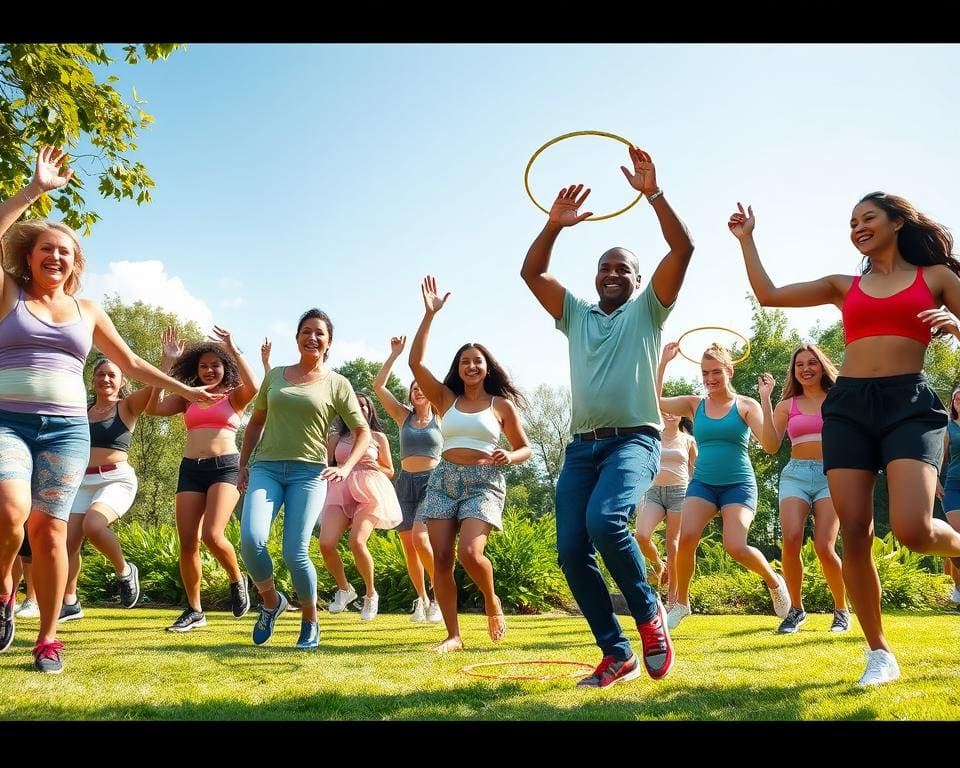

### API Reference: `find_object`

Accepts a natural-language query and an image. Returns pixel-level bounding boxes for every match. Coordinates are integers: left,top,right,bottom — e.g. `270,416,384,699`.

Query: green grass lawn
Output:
4,607,959,720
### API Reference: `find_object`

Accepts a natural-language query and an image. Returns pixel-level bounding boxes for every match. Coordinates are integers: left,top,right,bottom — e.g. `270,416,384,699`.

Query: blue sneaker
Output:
295,619,319,649
252,592,288,646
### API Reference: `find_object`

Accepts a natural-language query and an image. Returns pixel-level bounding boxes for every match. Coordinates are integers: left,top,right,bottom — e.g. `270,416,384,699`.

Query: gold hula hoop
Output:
676,326,751,365
461,660,596,681
524,130,644,222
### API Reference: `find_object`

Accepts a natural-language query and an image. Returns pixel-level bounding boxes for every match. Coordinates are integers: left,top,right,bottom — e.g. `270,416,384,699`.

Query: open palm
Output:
421,276,450,314
34,146,74,192
548,184,593,227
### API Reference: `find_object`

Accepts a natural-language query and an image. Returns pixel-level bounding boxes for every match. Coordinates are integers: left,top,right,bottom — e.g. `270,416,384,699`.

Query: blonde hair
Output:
702,343,736,393
1,219,85,295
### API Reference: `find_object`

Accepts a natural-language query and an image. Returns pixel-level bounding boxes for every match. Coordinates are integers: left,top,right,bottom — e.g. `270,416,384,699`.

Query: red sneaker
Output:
638,599,674,680
576,654,642,688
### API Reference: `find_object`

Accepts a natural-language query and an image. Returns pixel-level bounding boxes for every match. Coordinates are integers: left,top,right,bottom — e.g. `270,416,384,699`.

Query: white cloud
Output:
220,296,244,309
82,260,214,330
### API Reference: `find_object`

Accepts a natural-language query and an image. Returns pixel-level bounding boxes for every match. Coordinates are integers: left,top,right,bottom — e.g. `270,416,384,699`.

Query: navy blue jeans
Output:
555,432,660,660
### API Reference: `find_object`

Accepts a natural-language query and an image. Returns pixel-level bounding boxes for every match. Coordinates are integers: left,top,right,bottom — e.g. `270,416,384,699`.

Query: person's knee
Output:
891,520,934,552
433,547,457,572
723,540,750,561
317,536,339,557
781,529,804,553
813,535,838,560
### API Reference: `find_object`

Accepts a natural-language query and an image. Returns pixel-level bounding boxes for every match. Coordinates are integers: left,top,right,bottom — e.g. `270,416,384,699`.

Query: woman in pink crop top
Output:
758,345,848,635
319,392,402,622
729,192,960,687
147,326,260,632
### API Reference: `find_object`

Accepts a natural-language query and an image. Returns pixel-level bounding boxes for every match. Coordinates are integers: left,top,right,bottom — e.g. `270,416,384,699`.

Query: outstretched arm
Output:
757,373,788,454
144,326,188,416
728,203,850,308
408,276,455,415
260,338,272,375
0,146,73,252
521,184,593,320
656,342,698,419
210,325,260,411
373,336,413,425
621,147,694,307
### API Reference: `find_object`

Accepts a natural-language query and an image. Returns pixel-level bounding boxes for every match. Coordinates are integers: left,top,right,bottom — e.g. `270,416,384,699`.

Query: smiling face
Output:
93,360,125,400
850,200,901,256
701,354,733,395
458,346,488,387
409,381,428,407
595,248,641,308
28,229,76,290
793,350,823,391
197,351,225,388
297,317,331,361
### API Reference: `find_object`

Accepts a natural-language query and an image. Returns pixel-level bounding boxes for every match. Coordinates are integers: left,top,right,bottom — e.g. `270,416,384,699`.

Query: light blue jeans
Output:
240,461,327,607
555,432,661,661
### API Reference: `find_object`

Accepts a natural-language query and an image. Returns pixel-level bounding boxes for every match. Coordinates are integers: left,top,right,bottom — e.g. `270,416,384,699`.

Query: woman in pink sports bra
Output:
758,345,848,636
318,392,402,622
147,325,260,632
729,193,960,687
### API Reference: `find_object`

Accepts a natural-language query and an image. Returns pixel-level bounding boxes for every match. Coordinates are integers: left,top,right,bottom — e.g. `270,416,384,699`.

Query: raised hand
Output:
390,335,407,355
548,184,593,227
661,341,681,364
33,146,74,193
728,202,756,240
210,324,238,352
757,372,776,400
261,337,272,368
620,146,658,196
421,275,451,315
161,326,184,360
918,307,960,339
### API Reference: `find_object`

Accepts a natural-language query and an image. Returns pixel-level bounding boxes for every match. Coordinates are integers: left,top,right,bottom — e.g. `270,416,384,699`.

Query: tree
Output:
334,357,408,463
521,384,571,488
0,43,183,233
87,295,203,526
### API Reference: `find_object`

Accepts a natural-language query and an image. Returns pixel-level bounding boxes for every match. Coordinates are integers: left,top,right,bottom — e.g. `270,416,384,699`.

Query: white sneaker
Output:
14,598,40,619
410,597,427,623
360,592,379,621
666,602,691,630
768,573,792,619
950,585,960,603
857,648,901,687
328,584,358,614
426,599,443,624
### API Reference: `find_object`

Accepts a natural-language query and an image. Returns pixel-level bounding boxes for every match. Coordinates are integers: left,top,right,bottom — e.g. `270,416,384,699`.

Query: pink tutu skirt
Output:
323,467,402,530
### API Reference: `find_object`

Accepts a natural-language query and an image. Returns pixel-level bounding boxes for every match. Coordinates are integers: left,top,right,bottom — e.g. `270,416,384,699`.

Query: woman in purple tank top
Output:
0,147,223,674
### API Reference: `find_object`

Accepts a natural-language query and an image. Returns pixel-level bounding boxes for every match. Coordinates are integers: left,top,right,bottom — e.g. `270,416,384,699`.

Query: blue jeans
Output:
240,461,327,607
555,433,660,660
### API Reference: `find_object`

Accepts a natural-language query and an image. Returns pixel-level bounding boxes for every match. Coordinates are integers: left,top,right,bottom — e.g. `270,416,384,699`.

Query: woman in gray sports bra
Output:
373,335,443,624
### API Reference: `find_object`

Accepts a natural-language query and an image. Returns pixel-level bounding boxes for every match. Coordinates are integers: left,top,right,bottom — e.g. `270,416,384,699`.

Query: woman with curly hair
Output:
147,325,259,632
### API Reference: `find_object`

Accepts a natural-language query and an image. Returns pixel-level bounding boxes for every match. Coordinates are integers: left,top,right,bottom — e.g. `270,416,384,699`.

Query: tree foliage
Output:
0,43,183,233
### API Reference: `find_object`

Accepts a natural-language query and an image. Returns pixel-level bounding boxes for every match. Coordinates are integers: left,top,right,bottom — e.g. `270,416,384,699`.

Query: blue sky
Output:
74,43,960,392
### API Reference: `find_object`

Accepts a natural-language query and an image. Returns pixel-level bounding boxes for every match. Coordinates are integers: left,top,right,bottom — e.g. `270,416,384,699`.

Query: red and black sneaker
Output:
576,654,642,688
33,639,64,674
638,598,674,680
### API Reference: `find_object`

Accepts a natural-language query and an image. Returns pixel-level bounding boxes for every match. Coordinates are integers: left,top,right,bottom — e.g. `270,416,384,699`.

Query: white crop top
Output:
440,397,500,454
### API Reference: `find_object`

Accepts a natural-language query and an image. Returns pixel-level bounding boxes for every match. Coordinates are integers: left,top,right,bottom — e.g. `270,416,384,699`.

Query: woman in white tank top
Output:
408,276,532,653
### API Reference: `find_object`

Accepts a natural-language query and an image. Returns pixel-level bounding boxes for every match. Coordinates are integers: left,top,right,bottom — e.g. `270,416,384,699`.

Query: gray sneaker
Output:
829,609,851,633
57,600,84,623
777,606,807,634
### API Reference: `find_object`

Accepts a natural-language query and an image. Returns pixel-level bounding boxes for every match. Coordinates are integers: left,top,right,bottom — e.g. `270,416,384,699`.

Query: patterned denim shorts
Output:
416,459,506,531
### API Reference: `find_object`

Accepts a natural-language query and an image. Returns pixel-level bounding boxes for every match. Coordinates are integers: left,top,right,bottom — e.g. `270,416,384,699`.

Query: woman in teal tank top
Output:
937,386,960,603
657,342,791,631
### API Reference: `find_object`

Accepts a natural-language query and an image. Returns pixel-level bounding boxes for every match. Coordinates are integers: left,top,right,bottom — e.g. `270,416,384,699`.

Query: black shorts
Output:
18,525,30,560
822,373,947,472
393,469,433,532
176,454,241,494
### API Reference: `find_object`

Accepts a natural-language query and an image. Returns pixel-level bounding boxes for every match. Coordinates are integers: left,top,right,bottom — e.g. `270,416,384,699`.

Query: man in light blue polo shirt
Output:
521,145,694,688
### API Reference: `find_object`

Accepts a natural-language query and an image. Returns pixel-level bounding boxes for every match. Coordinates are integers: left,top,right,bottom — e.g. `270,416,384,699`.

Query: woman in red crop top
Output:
729,193,960,687
757,345,848,635
147,326,260,632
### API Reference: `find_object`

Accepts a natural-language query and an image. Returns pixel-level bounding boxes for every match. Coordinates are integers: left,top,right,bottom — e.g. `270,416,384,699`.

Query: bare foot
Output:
435,637,465,653
486,595,506,642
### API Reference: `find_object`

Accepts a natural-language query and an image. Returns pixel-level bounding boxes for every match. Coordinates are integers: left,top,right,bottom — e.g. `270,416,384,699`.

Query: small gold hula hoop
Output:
676,326,751,365
461,660,596,681
524,130,643,222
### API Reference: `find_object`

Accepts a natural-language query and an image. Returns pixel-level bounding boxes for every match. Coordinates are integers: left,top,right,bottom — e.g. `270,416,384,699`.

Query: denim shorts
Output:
0,409,90,521
417,459,506,531
686,478,758,512
638,483,687,515
394,468,433,532
778,458,831,506
177,453,241,494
